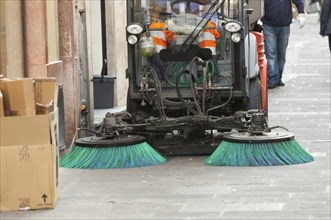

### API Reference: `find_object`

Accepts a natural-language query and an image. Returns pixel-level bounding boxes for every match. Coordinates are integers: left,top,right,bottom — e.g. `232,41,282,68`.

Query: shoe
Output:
268,84,277,89
277,81,285,86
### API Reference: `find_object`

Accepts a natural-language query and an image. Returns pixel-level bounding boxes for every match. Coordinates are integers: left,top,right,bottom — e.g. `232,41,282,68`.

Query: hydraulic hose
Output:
165,60,215,86
175,70,197,115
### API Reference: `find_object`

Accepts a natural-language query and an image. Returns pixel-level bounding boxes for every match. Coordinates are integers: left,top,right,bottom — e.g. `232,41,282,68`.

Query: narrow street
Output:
2,14,330,220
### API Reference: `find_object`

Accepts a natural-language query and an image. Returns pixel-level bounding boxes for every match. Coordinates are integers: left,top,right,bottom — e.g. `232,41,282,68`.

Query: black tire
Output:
247,77,262,110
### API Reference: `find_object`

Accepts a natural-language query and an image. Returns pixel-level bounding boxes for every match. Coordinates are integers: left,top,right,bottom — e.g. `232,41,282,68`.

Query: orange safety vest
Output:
149,22,175,53
198,21,220,55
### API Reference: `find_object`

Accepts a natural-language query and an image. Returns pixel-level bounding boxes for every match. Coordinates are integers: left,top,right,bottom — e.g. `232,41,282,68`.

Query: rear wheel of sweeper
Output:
247,76,262,110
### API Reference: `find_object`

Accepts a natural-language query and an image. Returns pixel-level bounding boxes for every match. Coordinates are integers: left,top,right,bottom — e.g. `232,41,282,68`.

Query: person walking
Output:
320,0,331,51
262,0,306,89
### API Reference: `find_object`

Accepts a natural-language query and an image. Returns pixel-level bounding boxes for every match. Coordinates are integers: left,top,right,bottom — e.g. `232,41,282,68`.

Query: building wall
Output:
1,0,79,147
25,0,48,77
0,0,24,77
1,0,128,147
85,0,102,126
58,0,80,145
46,0,60,63
86,1,103,76
0,0,5,76
105,0,128,107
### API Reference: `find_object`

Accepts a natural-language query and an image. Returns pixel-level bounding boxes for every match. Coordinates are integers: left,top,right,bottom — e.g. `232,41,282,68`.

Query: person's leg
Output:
277,25,290,84
328,35,331,52
263,24,279,87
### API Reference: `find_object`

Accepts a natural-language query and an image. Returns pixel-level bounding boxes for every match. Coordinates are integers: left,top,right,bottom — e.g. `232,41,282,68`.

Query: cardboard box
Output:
0,79,36,116
34,77,58,115
36,101,54,115
34,77,58,109
0,79,59,211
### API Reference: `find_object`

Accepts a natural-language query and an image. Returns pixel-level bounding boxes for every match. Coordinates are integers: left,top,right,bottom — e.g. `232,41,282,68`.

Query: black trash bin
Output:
92,75,116,109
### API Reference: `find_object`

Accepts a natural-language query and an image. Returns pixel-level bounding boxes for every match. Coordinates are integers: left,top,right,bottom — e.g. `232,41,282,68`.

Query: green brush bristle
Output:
205,139,314,166
60,142,166,169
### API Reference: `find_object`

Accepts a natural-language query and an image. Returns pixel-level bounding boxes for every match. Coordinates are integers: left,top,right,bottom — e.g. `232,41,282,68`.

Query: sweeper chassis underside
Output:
148,133,222,156
92,110,279,156
131,114,247,155
147,129,297,156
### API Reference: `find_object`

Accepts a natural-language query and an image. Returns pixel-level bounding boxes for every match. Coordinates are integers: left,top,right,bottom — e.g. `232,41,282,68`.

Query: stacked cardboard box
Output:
0,78,59,211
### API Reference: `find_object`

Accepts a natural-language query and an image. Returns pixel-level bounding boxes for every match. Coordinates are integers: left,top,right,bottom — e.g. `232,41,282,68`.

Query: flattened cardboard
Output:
0,90,4,117
0,114,51,146
49,109,60,203
0,79,11,116
36,102,54,115
0,110,59,211
0,78,59,211
0,144,57,211
1,79,35,116
34,78,58,108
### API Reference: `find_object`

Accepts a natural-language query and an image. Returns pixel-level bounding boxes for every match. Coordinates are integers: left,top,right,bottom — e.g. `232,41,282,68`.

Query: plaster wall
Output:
58,0,80,146
86,1,103,75
4,0,24,77
106,0,128,107
25,0,47,77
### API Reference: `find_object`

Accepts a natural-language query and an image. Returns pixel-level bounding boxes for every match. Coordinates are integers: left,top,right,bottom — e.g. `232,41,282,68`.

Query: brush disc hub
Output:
75,135,146,147
221,131,295,143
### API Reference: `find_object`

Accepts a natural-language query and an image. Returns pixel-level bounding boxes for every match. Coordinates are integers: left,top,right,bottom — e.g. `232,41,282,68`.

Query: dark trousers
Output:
329,35,331,52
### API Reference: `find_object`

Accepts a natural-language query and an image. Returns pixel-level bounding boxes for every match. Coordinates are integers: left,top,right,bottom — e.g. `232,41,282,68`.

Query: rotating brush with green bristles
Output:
205,131,314,166
205,111,313,166
60,135,166,169
60,111,166,169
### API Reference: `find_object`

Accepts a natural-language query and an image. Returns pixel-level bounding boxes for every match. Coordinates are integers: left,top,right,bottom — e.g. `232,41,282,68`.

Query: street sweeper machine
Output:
124,0,268,153
60,0,314,169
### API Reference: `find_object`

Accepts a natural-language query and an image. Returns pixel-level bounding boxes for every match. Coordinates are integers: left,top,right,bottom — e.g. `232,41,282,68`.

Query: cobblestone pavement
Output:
1,14,330,220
